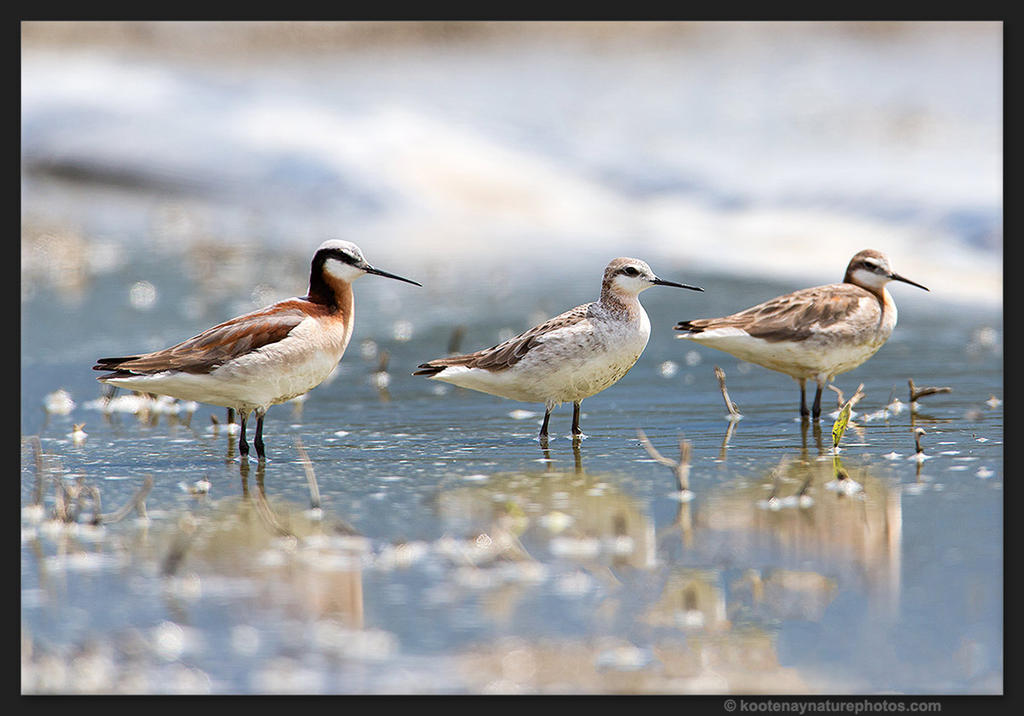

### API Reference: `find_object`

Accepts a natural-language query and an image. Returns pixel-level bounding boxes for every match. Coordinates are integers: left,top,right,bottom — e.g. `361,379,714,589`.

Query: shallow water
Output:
21,22,1002,694
21,244,1003,694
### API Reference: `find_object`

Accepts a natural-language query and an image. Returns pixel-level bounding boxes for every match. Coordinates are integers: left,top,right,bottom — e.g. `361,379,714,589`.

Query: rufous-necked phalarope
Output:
415,257,703,440
94,240,420,459
674,249,927,420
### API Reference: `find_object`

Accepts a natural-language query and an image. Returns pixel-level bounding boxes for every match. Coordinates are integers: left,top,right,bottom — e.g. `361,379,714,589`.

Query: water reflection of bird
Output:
437,467,657,570
415,258,702,441
675,250,928,420
93,240,420,460
636,429,693,495
167,476,366,626
702,455,903,617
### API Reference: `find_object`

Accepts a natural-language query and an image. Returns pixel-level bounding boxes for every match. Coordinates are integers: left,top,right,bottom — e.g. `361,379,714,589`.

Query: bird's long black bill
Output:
652,277,704,292
366,266,422,286
891,273,929,291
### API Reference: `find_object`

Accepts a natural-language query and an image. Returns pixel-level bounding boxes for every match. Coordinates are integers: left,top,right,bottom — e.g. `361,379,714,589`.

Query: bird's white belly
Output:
103,350,340,411
435,314,650,407
685,328,890,381
103,317,349,412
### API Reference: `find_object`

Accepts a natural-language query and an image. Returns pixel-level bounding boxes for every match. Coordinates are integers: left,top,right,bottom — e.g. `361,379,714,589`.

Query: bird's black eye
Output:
622,266,640,277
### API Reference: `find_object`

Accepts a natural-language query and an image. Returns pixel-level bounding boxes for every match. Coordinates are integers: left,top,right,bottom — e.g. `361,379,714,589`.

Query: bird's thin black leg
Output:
812,384,823,420
571,402,583,437
238,410,250,458
254,412,266,461
539,409,551,441
799,380,810,419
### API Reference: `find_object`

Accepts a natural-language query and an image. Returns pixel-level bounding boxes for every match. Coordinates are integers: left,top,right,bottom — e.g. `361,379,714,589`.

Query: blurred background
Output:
21,21,1002,695
22,21,1001,311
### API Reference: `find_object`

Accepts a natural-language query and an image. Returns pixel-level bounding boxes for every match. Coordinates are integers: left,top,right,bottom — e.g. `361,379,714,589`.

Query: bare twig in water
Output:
82,485,103,526
766,456,792,502
252,482,293,537
713,366,741,418
913,427,928,479
909,379,952,405
637,429,692,492
135,489,149,521
52,474,77,523
828,384,843,409
719,419,738,460
29,436,45,507
294,444,359,533
295,437,321,511
100,476,154,524
829,383,866,410
52,479,67,522
853,383,866,407
637,430,678,468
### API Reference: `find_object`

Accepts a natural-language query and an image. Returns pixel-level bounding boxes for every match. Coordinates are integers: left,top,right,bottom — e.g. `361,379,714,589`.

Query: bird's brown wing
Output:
676,285,871,343
415,303,592,375
94,304,310,377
